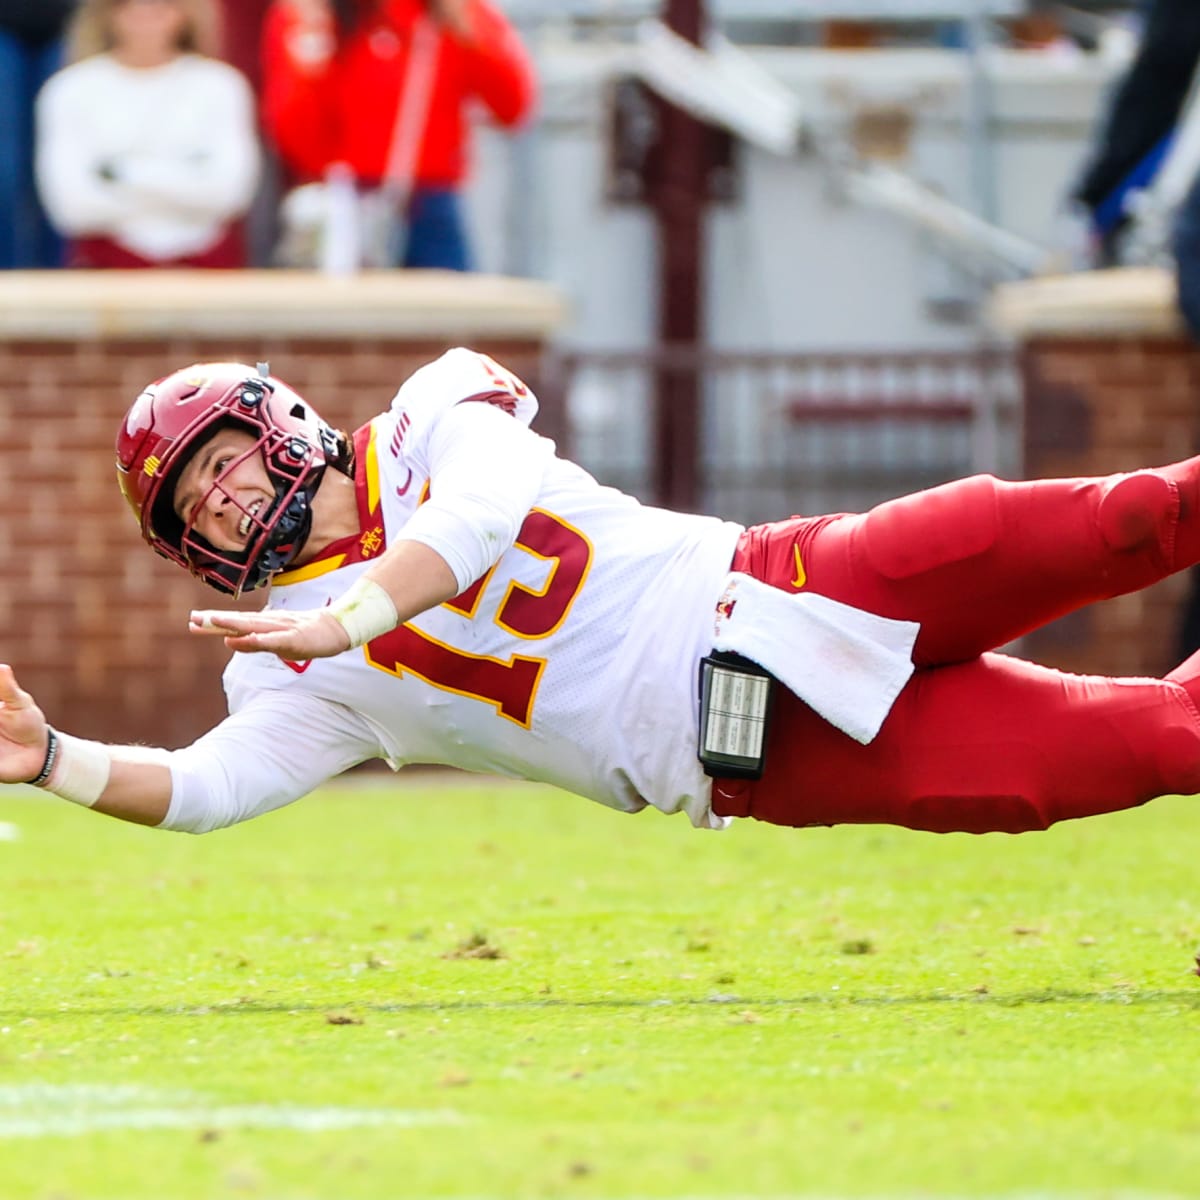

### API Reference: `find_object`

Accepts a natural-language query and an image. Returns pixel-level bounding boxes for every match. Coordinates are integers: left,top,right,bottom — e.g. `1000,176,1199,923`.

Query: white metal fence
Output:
544,345,1022,523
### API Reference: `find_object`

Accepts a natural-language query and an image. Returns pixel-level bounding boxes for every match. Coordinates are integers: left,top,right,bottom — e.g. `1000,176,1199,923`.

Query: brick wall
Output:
0,333,550,748
1020,334,1200,677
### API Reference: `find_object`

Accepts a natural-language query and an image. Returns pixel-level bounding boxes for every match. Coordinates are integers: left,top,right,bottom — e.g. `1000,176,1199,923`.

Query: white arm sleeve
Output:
163,689,383,834
398,400,552,592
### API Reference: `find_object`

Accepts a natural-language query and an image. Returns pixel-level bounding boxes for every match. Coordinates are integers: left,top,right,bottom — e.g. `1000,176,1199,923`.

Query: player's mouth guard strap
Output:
33,728,111,808
697,652,776,780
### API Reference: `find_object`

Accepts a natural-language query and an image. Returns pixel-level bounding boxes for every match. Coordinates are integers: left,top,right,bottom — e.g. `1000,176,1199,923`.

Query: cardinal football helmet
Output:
116,362,345,596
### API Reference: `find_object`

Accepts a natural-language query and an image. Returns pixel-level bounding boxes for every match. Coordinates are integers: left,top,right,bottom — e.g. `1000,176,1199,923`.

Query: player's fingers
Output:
190,611,292,635
221,633,269,653
189,610,243,634
190,610,261,632
0,664,24,706
222,624,342,659
188,618,235,638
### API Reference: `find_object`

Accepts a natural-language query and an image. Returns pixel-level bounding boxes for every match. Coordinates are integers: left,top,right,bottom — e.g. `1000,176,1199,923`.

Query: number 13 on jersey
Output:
364,508,593,726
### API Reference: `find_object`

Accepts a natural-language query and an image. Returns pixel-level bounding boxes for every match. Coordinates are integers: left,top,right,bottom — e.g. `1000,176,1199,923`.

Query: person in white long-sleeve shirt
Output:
34,0,259,267
9,350,1200,848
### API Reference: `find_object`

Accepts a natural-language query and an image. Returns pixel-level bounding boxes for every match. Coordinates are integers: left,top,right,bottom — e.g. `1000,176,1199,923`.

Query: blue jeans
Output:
400,187,470,271
0,32,64,269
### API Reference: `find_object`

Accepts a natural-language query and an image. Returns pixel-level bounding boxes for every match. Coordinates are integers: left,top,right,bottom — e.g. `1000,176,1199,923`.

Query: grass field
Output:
2,775,1200,1199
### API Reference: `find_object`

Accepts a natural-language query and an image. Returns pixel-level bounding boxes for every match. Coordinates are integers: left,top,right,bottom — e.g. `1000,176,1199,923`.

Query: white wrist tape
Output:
43,732,111,808
327,577,399,649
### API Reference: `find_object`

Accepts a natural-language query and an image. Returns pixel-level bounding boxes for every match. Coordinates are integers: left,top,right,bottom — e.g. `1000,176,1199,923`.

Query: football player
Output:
4,347,1200,838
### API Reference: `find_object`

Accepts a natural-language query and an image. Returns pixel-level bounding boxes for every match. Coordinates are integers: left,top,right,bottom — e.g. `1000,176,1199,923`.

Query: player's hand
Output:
0,664,50,784
189,609,352,661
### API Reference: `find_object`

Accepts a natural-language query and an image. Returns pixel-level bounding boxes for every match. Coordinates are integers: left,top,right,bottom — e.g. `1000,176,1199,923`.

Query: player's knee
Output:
1096,471,1176,556
1153,703,1200,797
863,474,1000,580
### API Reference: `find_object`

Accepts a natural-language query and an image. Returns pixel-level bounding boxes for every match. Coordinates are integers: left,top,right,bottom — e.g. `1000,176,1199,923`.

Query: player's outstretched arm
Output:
0,664,172,827
189,539,459,662
190,395,542,663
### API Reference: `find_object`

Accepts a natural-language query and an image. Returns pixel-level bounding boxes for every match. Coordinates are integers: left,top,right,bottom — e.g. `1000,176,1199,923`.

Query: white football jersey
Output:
165,349,743,832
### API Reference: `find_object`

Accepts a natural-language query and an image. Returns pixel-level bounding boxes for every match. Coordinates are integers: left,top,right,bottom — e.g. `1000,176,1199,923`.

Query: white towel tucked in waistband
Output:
710,572,919,745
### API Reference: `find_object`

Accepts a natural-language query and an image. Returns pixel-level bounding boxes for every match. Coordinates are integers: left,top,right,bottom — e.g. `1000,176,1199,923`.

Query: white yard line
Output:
0,1084,462,1138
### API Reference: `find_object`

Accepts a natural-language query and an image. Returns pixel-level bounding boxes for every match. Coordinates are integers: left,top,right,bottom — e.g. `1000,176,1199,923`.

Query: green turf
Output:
2,776,1200,1199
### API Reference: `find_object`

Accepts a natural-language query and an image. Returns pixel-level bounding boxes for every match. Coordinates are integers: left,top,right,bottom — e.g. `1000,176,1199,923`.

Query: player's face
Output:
172,428,275,553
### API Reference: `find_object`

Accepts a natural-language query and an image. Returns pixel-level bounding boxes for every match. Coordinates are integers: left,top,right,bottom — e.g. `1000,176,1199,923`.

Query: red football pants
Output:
711,463,1200,834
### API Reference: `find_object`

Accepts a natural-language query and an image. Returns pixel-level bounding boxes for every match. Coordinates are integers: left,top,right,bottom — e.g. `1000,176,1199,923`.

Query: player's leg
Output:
710,651,1200,835
735,459,1200,664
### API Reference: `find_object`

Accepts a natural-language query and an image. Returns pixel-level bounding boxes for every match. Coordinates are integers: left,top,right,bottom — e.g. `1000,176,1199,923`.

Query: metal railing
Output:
543,345,1022,523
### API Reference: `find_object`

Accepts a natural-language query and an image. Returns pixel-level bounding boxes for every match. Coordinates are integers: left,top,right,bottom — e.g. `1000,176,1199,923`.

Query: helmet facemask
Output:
170,419,321,596
118,364,346,597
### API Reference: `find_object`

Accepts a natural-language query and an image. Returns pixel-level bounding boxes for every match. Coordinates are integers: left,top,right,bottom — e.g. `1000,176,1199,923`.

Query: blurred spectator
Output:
1071,0,1200,266
34,0,261,268
260,0,537,271
0,1,77,268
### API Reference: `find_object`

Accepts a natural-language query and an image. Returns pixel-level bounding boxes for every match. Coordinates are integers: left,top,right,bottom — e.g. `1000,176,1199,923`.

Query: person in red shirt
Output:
261,0,536,270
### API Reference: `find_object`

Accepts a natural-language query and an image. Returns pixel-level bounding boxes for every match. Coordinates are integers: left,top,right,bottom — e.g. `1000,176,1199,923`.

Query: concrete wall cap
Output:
0,269,570,341
988,267,1185,340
